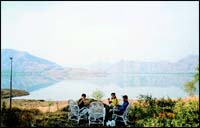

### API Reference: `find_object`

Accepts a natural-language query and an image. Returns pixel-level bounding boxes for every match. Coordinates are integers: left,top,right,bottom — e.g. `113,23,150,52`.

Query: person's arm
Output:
116,104,121,108
108,98,112,104
78,99,83,105
118,102,129,111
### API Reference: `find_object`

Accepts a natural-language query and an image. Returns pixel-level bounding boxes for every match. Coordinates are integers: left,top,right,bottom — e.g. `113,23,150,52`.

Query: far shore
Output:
1,96,199,113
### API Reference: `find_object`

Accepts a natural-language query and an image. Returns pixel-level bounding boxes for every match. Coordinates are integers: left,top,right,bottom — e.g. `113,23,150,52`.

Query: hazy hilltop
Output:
1,49,62,71
87,55,199,74
1,49,66,91
1,49,199,92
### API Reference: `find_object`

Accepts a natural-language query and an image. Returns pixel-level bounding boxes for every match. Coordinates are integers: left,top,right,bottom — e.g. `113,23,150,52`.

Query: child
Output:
108,93,119,107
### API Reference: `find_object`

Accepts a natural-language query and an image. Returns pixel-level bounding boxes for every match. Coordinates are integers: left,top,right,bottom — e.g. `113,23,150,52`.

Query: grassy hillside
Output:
1,89,29,99
1,96,199,127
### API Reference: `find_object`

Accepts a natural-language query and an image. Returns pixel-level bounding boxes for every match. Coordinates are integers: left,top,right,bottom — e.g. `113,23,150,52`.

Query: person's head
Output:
81,93,86,99
111,93,116,98
122,95,128,102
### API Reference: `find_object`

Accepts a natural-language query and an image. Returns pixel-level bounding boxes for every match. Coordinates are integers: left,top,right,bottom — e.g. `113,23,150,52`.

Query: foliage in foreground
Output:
127,95,199,127
1,95,199,127
1,104,75,127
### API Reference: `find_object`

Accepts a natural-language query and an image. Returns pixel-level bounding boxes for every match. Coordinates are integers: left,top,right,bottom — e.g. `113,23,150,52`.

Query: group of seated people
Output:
77,93,129,121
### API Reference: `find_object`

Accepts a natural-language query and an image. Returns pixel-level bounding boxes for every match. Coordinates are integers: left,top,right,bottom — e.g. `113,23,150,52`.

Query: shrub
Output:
128,95,199,127
1,107,41,127
91,89,104,101
172,100,199,127
184,65,199,96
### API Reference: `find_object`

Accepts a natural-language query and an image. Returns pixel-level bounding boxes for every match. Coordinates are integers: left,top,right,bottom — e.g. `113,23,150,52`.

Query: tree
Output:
91,89,104,101
184,66,199,96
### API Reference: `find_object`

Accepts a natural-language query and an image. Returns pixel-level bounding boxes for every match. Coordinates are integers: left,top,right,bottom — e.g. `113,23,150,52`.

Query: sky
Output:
1,1,199,67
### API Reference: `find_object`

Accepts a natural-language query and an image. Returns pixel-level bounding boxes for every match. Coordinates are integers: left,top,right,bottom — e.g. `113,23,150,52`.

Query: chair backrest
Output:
68,99,77,106
89,101,104,114
89,101,105,120
122,105,130,119
89,102,104,108
69,105,80,115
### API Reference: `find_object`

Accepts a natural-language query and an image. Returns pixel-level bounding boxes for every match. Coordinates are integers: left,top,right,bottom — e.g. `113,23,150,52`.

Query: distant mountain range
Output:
2,49,62,71
1,49,65,91
93,55,199,74
1,49,199,91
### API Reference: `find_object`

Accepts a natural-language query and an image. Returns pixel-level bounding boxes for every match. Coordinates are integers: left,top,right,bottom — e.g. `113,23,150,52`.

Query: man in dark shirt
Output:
113,95,129,115
106,95,129,121
78,93,86,109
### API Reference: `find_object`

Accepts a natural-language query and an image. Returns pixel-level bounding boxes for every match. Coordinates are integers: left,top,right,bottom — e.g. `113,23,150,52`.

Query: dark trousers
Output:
105,105,113,121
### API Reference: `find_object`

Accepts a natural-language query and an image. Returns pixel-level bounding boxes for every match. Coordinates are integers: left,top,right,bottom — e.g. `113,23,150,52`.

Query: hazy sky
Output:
1,1,199,66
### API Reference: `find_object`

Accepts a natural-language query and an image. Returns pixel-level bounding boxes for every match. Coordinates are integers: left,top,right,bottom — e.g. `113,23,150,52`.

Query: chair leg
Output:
122,116,128,126
123,118,126,125
114,115,117,121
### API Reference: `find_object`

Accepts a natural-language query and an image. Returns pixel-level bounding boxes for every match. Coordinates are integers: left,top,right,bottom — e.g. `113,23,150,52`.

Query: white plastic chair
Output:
88,102,106,126
68,99,88,124
68,99,77,106
112,105,130,126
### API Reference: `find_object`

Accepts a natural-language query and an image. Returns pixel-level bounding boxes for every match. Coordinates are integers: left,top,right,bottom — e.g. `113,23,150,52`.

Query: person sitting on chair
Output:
108,93,119,107
105,93,119,121
113,95,129,115
78,93,87,109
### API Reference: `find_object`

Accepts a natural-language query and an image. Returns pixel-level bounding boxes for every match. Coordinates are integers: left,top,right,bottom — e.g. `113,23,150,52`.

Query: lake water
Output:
15,73,198,100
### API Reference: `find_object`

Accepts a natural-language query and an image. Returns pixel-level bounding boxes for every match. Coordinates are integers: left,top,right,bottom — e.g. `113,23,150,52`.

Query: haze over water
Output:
16,73,198,100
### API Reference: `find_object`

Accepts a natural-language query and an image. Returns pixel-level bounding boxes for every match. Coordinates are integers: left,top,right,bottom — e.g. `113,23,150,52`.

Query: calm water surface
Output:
16,73,198,100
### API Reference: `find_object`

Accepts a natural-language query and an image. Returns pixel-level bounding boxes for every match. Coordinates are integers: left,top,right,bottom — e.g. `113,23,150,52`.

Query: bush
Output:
1,107,41,127
91,89,104,101
128,95,199,127
171,100,199,127
184,65,199,96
